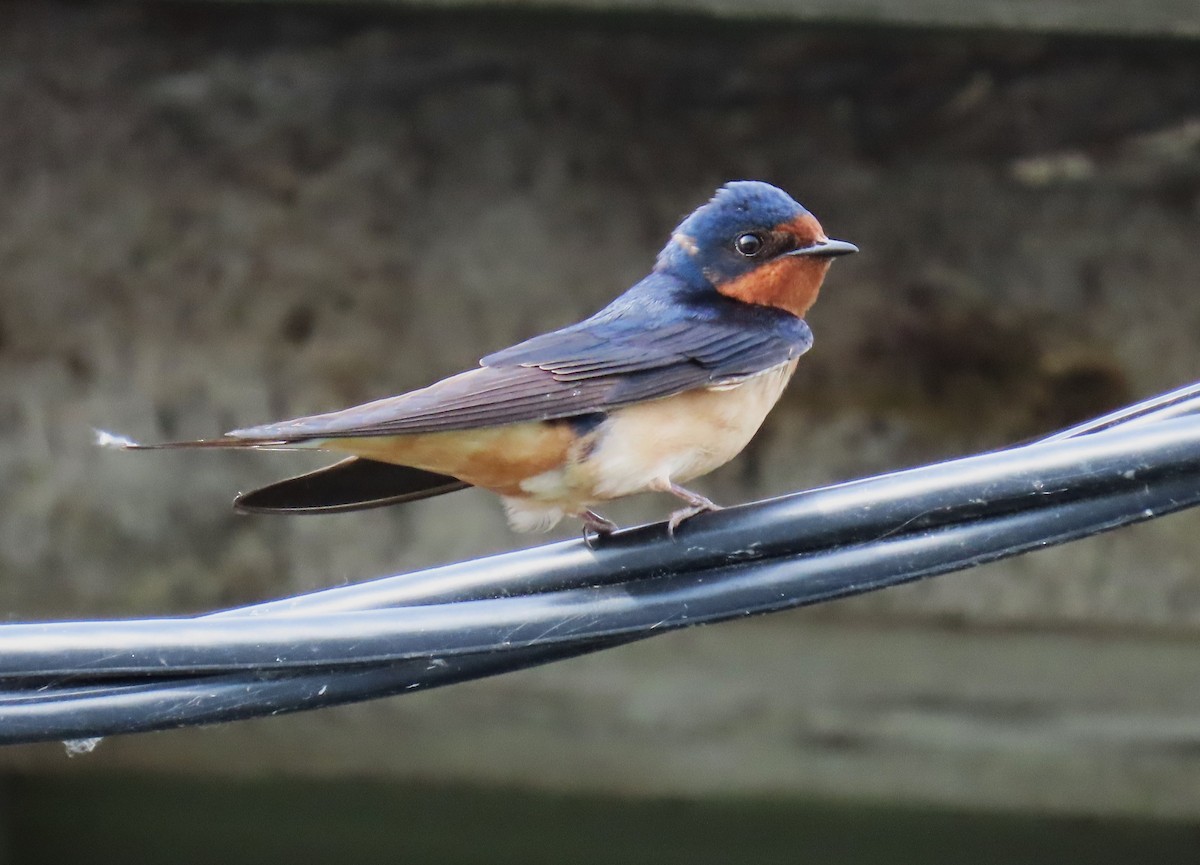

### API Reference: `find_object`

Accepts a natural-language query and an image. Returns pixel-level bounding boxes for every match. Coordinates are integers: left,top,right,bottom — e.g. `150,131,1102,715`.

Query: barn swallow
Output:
101,181,856,536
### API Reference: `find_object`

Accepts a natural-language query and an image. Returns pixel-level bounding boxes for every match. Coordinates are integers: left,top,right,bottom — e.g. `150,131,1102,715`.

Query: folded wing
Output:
228,311,812,442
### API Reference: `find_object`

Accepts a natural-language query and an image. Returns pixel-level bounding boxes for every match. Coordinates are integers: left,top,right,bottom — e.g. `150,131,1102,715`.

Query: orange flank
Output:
322,421,580,496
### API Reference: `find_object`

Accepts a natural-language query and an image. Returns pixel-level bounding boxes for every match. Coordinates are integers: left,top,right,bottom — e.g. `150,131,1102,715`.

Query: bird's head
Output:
657,181,856,318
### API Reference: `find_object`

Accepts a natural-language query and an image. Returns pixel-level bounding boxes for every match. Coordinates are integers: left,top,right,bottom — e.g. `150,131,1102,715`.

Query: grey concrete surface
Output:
2,1,1200,815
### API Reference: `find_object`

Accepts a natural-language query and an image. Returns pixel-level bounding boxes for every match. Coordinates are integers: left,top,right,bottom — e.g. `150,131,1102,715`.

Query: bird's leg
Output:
580,509,619,549
658,481,723,536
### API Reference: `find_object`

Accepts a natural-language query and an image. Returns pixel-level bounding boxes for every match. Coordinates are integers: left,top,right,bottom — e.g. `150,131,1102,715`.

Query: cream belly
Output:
504,359,799,530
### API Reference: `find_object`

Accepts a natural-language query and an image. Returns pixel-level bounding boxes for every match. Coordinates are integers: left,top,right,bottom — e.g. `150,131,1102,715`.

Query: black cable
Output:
1,470,1194,742
2,382,1199,743
1040,381,1200,441
0,639,637,744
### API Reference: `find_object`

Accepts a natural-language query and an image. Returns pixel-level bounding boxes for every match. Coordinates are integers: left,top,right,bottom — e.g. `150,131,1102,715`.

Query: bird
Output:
100,181,856,537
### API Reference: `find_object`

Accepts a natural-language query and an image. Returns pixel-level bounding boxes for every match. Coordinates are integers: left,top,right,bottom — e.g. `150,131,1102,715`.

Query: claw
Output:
580,509,618,549
661,483,722,537
666,505,705,537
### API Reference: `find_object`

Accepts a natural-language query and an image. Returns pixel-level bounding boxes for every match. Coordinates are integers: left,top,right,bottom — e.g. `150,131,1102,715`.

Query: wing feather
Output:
229,310,812,442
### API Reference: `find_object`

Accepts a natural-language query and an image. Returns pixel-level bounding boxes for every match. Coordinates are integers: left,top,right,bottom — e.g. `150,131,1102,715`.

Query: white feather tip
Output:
93,428,140,449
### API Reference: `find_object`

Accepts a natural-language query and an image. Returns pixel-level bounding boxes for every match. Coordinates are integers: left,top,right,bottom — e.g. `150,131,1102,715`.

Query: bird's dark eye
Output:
734,233,764,256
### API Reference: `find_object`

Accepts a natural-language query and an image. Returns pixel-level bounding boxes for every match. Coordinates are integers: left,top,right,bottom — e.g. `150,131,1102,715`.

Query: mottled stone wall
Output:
3,1,1200,814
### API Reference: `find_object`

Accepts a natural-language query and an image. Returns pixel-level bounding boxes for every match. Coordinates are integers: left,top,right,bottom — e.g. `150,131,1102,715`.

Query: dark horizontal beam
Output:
229,0,1200,40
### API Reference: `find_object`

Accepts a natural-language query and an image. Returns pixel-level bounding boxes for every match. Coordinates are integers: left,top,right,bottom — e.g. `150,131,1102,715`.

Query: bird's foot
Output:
580,509,619,549
664,483,722,537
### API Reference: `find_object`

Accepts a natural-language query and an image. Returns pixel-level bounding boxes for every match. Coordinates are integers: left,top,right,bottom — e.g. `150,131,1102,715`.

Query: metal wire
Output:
3,381,1200,744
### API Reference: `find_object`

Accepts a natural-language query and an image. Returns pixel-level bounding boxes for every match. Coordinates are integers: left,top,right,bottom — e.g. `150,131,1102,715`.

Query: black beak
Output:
787,238,859,258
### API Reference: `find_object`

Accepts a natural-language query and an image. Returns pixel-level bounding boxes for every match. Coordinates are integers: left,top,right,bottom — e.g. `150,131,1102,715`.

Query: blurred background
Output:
2,0,1200,860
